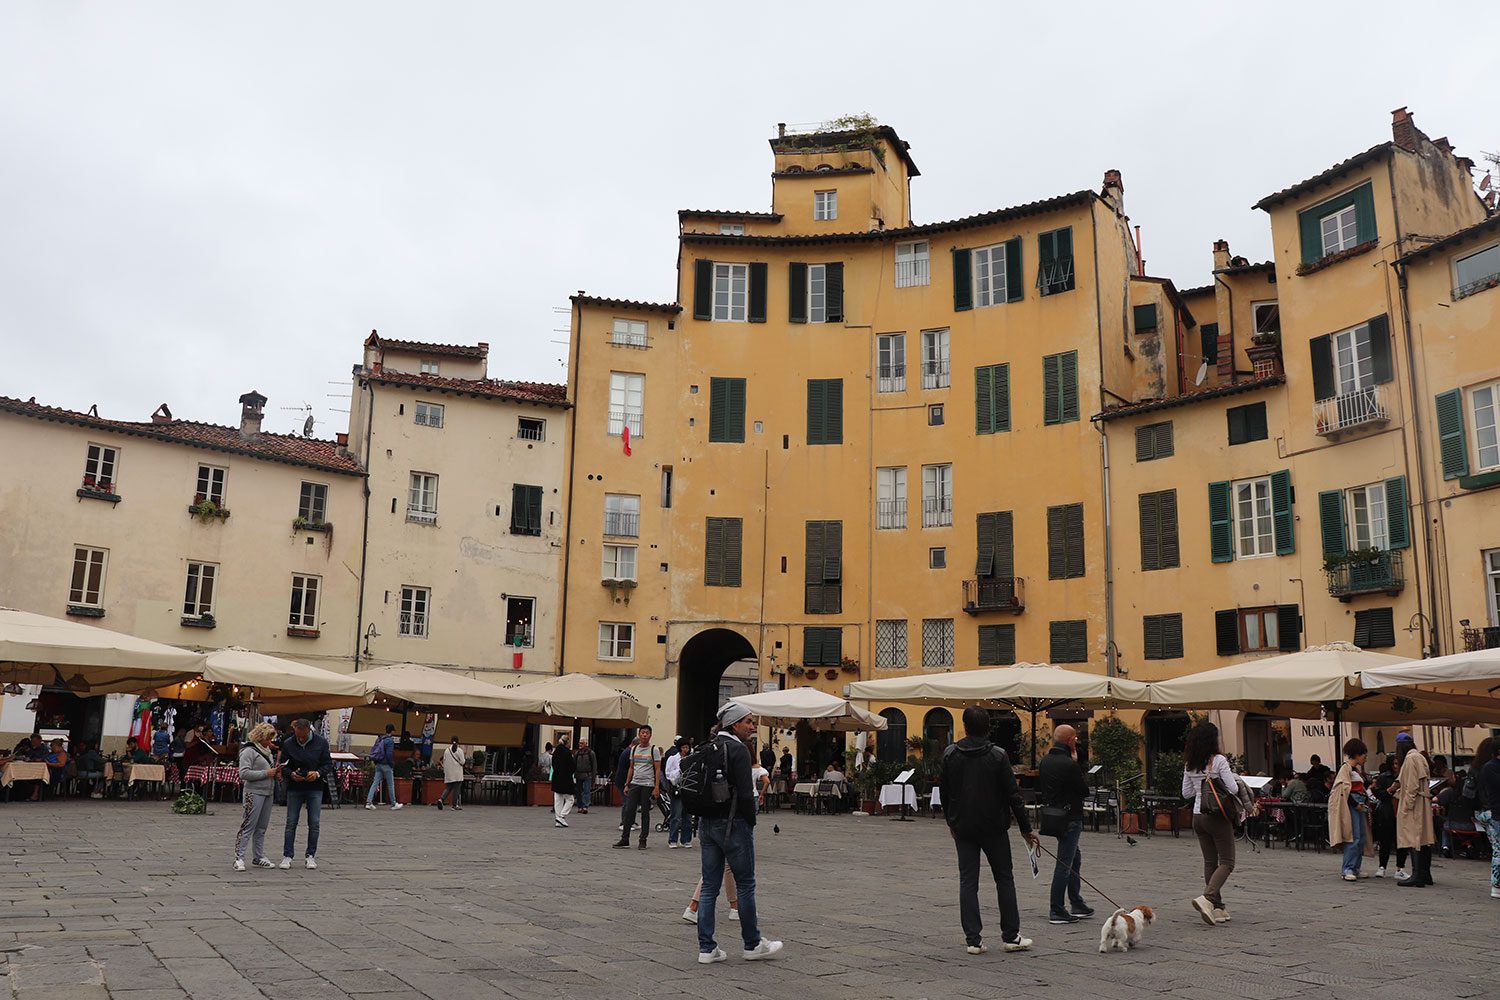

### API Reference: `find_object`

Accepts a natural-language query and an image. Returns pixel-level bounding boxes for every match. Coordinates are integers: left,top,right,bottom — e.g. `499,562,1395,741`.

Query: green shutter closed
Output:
1270,469,1295,555
807,379,844,444
1143,614,1164,660
748,262,767,323
978,624,1015,666
994,512,1014,579
693,260,713,321
1047,506,1066,579
1310,335,1335,402
1318,489,1347,557
728,378,746,442
1139,492,1161,571
705,517,725,585
1209,481,1233,563
1215,609,1241,656
709,377,728,442
952,248,972,311
1368,315,1392,384
1435,389,1469,479
1133,303,1158,333
1059,351,1078,422
1352,182,1378,247
1201,323,1219,364
1043,354,1060,424
1277,605,1302,652
824,379,843,444
975,366,993,435
993,364,1010,432
1384,476,1409,549
788,263,808,323
822,520,842,582
975,512,996,576
804,522,825,614
1159,490,1180,567
825,262,844,323
803,626,823,666
1005,237,1023,302
724,518,743,586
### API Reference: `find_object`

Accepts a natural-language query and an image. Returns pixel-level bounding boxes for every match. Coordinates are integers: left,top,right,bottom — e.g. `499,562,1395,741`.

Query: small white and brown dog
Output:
1098,906,1156,953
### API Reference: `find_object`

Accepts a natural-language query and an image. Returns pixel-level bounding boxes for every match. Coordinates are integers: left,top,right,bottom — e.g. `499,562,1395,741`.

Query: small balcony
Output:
877,363,907,393
921,359,951,390
876,498,907,530
1462,626,1500,652
922,495,953,528
603,510,640,537
963,577,1026,615
608,411,644,437
406,508,437,525
895,258,931,288
1325,549,1405,600
1314,384,1390,437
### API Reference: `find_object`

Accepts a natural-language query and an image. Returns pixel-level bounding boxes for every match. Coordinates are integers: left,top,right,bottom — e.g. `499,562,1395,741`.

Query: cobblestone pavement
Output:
1,798,1494,1000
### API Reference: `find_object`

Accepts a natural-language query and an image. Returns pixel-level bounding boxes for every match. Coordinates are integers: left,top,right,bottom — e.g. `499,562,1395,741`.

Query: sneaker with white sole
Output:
668,842,681,849
278,858,292,870
1374,866,1386,878
682,906,698,924
1212,907,1230,923
1395,869,1409,880
729,908,740,922
1491,887,1500,899
305,857,317,870
391,803,404,810
1002,937,1031,952
252,858,275,869
365,803,375,810
1191,895,1216,925
697,949,726,965
233,859,246,872
742,940,783,961
1343,872,1357,882
965,943,987,955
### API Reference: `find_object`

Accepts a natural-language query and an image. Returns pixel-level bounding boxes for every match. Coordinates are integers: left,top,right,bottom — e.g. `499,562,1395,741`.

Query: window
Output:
419,359,440,375
604,494,640,537
806,378,843,445
1252,301,1280,338
610,318,648,348
712,262,749,321
1042,351,1079,424
922,619,955,671
1216,606,1299,655
1226,402,1268,445
289,574,320,629
975,363,1010,435
719,223,745,236
1135,421,1174,461
1133,303,1159,333
804,520,842,614
602,543,637,582
1321,204,1360,256
505,596,535,648
1143,613,1183,660
399,586,430,638
789,262,843,323
1332,324,1376,397
877,334,906,392
1049,620,1088,663
517,416,546,441
978,624,1016,666
1310,318,1392,422
973,243,1011,307
922,464,953,528
928,404,944,426
1487,550,1500,626
808,263,828,323
1211,471,1292,562
895,241,930,288
875,620,908,669
1298,183,1375,264
813,190,837,221
1320,478,1409,557
929,547,947,569
414,401,444,428
510,483,543,536
974,511,1015,583
1138,490,1179,570
1347,482,1389,551
1047,503,1085,579
660,466,673,508
704,517,743,587
407,472,439,523
876,467,907,530
83,443,118,491
598,622,634,660
1353,607,1396,649
1231,476,1274,558
921,329,950,389
182,562,217,619
1455,244,1500,298
708,377,746,443
69,546,107,607
298,482,328,524
1037,227,1074,295
195,465,226,505
1471,382,1500,472
608,372,645,437
1201,323,1220,364
803,626,842,666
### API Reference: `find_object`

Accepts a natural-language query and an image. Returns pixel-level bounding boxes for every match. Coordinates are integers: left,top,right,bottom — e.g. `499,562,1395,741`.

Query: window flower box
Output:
181,614,216,629
286,626,320,639
188,500,230,520
67,605,105,618
292,518,331,533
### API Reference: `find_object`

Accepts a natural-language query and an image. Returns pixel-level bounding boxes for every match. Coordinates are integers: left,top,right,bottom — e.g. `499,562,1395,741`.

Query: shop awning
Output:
148,647,369,715
505,673,648,727
729,688,887,731
0,607,205,695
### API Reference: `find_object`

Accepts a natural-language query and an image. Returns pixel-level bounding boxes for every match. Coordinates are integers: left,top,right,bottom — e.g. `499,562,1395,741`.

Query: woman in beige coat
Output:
1394,732,1434,887
1327,738,1373,880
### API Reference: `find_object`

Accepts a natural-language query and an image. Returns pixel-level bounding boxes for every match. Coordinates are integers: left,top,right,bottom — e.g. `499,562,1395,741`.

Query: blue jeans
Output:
1049,819,1086,916
366,764,395,805
669,792,688,844
283,787,323,859
577,778,592,809
698,817,761,954
1478,810,1500,888
1341,805,1365,875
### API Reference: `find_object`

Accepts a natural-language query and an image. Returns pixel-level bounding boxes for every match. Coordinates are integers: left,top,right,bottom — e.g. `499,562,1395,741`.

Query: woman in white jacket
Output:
435,736,466,811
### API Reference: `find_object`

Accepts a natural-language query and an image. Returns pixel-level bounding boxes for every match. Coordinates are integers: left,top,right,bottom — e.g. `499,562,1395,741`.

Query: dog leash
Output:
1033,841,1124,912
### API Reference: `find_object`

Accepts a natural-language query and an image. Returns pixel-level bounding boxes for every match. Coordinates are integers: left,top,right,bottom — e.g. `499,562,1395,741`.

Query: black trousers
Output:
954,834,1020,947
621,785,654,843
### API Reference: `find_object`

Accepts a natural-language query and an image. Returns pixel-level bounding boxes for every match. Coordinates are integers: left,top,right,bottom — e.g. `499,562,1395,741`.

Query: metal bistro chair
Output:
1085,789,1117,833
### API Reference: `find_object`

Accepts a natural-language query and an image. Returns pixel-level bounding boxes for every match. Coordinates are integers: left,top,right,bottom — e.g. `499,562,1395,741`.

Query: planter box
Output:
1176,806,1195,828
1121,812,1144,835
393,778,413,804
861,799,880,814
526,781,553,807
1154,812,1174,832
419,779,446,804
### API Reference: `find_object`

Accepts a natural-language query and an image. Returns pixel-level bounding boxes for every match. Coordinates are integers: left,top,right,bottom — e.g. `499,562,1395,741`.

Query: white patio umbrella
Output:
729,687,887,732
353,662,546,730
1356,646,1500,700
147,647,369,715
506,672,649,728
0,607,206,695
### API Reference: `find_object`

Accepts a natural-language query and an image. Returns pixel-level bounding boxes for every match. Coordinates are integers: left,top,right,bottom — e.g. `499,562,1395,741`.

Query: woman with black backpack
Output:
1182,720,1238,927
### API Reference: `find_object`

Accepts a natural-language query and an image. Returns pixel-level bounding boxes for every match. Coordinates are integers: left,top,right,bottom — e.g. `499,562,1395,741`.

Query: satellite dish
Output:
302,414,316,438
1194,361,1209,387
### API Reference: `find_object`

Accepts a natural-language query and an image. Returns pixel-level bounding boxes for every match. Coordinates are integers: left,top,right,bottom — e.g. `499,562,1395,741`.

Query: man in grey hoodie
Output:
234,723,281,871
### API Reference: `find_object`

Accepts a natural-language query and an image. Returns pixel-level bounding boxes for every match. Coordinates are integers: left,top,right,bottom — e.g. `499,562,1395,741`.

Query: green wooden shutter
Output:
825,262,844,323
1368,315,1392,384
1384,475,1409,549
1143,615,1164,660
1318,489,1347,557
705,517,725,585
728,378,746,442
975,366,994,435
747,262,767,323
1059,351,1079,422
1004,237,1022,302
1037,229,1056,288
1043,354,1061,425
806,380,825,444
825,627,842,664
510,483,526,532
1310,335,1335,401
1136,425,1154,461
994,511,1014,579
1270,469,1295,555
823,520,842,582
1276,605,1301,652
1215,609,1241,656
724,517,743,586
1352,182,1378,246
1066,504,1085,577
994,364,1010,432
1139,492,1161,571
1163,614,1184,659
975,512,996,576
1227,406,1247,444
1298,209,1324,264
803,626,823,666
1209,481,1233,563
1435,389,1469,479
1159,489,1179,568
1047,506,1066,578
825,379,843,444
1201,323,1219,364
952,248,972,311
788,263,808,323
708,377,728,442
693,260,714,320
804,522,825,614
978,624,1001,666
1248,404,1268,440
1133,303,1159,333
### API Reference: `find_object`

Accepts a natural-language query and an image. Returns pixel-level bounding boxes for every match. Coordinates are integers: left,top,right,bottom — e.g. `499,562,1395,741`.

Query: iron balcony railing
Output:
1326,549,1405,599
399,611,427,637
877,363,907,393
517,422,545,441
1314,384,1390,436
921,358,951,390
603,510,640,537
922,495,953,528
608,410,644,436
963,577,1026,614
611,327,649,348
895,258,931,288
1453,269,1500,301
406,508,437,525
1462,626,1500,652
876,498,907,530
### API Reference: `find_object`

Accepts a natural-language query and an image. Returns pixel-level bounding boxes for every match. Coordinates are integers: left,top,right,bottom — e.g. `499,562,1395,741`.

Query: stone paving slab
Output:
1,799,1495,999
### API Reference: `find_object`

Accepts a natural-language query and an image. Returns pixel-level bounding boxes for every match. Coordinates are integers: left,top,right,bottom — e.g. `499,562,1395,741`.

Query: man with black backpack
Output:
365,724,402,810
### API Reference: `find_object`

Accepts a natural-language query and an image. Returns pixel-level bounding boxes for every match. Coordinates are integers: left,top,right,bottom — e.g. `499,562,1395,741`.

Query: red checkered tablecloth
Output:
184,764,241,786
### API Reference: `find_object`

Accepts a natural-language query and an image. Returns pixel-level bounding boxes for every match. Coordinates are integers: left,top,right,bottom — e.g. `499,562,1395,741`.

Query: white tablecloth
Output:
793,782,818,796
879,784,917,808
929,786,942,808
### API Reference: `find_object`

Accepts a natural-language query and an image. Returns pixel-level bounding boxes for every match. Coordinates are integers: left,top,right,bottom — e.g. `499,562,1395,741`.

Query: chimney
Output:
151,403,173,424
335,432,349,447
238,390,267,438
1212,239,1231,271
777,122,787,138
1102,169,1124,215
1391,107,1418,152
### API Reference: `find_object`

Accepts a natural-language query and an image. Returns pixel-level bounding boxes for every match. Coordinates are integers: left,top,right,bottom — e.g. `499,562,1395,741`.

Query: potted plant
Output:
393,756,415,804
824,668,839,680
420,765,447,804
1153,750,1186,830
526,763,552,806
1090,715,1144,832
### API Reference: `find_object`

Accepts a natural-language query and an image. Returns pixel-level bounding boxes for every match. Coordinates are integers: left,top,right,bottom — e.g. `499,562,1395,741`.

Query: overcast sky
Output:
2,3,1491,438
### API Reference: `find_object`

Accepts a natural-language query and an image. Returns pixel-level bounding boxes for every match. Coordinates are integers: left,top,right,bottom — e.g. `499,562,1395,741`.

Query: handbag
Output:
1200,772,1234,820
1039,804,1069,838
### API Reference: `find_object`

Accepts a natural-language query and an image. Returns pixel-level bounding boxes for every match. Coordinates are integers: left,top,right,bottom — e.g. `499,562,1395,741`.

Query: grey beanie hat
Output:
717,702,752,727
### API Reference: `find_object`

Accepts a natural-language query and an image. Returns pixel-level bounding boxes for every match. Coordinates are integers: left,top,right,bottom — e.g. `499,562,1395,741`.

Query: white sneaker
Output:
682,906,698,924
555,817,568,828
697,949,726,964
1002,937,1032,952
252,858,275,869
1212,908,1230,924
1395,869,1409,880
305,857,317,870
1343,873,1357,882
233,859,246,872
1374,866,1386,878
1491,887,1500,899
668,842,681,849
278,858,292,870
1191,895,1216,925
729,908,740,922
743,940,783,961
965,944,987,955
365,803,375,810
392,803,404,810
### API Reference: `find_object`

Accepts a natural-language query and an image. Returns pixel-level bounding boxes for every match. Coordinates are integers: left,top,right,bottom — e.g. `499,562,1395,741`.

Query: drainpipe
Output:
352,378,376,672
557,299,582,677
1089,206,1117,677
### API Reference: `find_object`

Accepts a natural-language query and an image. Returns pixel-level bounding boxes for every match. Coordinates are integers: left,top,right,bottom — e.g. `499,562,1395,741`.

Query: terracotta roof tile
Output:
1253,143,1392,211
0,396,364,475
1094,374,1285,422
677,210,783,221
569,294,681,315
364,332,487,359
363,370,569,407
769,124,921,176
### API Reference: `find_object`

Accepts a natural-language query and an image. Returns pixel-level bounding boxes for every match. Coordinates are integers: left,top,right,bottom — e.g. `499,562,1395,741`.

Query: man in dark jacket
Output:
1036,725,1094,923
278,718,332,870
939,706,1039,955
574,738,597,814
694,703,784,965
551,733,576,828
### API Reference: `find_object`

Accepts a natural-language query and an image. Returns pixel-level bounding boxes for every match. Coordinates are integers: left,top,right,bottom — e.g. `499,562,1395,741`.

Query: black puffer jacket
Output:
939,737,1031,840
1036,745,1088,822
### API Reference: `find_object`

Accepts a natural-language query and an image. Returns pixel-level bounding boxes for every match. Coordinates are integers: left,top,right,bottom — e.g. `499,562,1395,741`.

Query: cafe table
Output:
879,783,917,811
2,761,49,799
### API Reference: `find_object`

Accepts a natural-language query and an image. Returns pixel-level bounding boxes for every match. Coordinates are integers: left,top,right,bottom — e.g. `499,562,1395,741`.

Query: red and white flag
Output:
621,424,632,457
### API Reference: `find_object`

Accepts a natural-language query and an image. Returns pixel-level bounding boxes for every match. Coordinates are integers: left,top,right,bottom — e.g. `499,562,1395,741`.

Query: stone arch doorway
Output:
676,627,757,740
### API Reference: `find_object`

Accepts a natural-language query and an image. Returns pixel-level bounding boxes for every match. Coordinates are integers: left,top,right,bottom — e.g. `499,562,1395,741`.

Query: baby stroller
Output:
653,784,674,833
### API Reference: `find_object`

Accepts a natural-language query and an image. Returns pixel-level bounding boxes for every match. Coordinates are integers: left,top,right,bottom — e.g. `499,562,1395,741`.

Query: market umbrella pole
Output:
1030,705,1039,768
